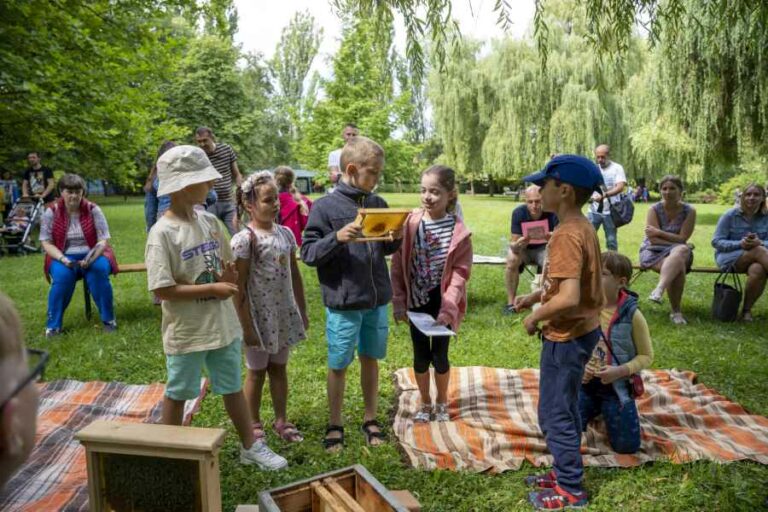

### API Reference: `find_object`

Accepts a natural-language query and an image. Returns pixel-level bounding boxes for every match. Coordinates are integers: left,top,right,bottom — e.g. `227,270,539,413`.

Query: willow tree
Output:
428,38,486,178
432,0,646,181
656,1,768,175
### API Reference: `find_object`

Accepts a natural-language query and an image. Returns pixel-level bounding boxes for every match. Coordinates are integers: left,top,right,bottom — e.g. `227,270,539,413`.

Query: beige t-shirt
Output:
145,211,241,355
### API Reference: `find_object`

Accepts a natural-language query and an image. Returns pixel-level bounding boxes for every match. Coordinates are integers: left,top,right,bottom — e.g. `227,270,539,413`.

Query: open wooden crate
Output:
76,420,226,512
258,465,418,512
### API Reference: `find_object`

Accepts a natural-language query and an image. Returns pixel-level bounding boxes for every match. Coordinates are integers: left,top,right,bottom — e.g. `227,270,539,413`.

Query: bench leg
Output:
84,281,92,321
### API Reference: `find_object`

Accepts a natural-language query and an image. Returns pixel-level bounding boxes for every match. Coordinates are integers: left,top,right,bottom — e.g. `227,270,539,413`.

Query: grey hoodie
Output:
300,181,402,310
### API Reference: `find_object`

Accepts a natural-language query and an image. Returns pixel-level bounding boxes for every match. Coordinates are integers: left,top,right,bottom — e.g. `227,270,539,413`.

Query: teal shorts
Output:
165,339,242,401
326,305,389,370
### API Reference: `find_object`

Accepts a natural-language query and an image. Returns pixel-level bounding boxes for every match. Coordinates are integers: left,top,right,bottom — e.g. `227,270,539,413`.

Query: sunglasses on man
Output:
0,348,48,410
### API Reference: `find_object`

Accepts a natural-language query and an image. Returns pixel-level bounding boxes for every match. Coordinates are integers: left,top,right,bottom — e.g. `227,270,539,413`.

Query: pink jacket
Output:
391,209,473,331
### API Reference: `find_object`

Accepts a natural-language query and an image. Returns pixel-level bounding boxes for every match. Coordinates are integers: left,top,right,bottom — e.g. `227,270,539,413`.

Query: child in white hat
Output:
145,145,287,470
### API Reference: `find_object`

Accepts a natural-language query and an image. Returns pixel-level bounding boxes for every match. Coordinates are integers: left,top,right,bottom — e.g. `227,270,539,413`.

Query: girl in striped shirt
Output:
391,165,473,422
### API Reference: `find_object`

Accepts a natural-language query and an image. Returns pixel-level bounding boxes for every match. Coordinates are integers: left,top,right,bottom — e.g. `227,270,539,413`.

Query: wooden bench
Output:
471,254,722,273
83,262,148,320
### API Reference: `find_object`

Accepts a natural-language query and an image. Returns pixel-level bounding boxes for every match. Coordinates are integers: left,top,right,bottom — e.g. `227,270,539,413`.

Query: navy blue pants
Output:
579,380,641,454
538,329,600,494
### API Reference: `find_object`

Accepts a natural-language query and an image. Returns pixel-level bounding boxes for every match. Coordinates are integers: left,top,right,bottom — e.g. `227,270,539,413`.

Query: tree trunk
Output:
489,177,495,197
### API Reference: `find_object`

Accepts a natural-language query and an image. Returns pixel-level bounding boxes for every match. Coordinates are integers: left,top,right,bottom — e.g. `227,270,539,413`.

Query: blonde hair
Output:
0,293,23,361
340,136,384,172
741,183,768,215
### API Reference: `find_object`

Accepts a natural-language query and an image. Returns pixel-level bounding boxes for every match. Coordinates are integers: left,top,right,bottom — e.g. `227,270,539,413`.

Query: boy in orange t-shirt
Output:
514,155,605,510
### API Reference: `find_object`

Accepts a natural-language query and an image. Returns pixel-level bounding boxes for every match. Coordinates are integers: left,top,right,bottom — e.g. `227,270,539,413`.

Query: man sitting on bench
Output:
504,185,558,314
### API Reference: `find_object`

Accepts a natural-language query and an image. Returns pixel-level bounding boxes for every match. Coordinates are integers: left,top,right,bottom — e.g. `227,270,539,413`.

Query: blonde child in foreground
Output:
145,145,287,470
301,136,403,452
0,293,41,490
514,155,605,510
580,251,653,453
391,165,472,422
231,172,308,444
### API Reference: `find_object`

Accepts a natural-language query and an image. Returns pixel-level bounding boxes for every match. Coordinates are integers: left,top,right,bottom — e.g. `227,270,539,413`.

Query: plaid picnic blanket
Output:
392,367,768,472
0,379,205,512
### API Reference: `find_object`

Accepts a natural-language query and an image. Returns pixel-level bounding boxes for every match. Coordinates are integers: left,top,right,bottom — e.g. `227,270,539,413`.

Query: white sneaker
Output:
648,288,663,304
434,403,450,422
240,441,288,470
414,404,432,423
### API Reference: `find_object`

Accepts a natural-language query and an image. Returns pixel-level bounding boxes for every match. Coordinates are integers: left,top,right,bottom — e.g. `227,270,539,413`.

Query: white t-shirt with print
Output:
230,224,305,355
145,211,241,355
590,161,627,213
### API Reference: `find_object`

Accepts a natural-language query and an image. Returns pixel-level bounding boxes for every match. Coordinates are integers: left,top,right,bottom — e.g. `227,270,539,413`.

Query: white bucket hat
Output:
156,145,222,196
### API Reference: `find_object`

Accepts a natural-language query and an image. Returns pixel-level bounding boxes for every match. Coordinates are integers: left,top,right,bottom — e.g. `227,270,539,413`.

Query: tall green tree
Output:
270,11,323,142
296,18,420,183
430,1,644,182
0,0,193,185
164,36,287,170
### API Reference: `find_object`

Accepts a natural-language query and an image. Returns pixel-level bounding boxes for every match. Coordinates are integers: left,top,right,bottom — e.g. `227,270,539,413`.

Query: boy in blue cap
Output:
514,154,605,509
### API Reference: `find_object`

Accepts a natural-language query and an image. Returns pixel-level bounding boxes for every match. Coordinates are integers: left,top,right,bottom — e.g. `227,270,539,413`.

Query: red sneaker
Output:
528,485,588,510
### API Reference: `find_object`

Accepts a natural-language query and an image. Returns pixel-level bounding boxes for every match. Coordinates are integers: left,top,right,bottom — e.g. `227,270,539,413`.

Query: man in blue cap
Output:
513,154,606,510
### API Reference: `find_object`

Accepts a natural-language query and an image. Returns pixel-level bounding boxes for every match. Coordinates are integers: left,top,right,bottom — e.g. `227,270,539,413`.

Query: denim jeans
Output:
538,329,600,494
47,253,115,329
588,211,618,251
579,381,641,454
144,189,158,232
206,200,237,235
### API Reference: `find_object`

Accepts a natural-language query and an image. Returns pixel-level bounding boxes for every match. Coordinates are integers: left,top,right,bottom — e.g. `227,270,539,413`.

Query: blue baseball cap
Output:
522,154,604,192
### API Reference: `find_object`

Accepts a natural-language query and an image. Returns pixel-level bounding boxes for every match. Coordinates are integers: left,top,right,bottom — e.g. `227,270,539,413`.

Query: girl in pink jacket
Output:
391,165,472,423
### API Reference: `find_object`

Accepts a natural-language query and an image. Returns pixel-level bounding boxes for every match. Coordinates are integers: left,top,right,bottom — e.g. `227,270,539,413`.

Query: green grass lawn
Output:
1,194,766,511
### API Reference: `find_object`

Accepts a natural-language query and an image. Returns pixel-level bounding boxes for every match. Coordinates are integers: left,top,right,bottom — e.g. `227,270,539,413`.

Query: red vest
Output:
43,198,119,280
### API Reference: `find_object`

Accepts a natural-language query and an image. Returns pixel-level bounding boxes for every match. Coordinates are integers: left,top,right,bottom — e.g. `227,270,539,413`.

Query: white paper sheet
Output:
406,311,456,337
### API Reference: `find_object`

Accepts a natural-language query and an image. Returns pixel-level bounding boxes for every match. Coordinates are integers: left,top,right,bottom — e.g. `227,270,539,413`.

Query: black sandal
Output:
323,424,344,451
361,419,387,446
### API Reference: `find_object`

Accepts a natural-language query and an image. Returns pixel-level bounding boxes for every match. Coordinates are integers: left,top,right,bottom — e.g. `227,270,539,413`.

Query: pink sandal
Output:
273,421,304,443
252,421,266,442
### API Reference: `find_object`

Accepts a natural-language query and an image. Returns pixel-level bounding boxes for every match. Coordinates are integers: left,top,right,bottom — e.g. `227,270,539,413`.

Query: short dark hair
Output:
58,173,86,192
344,123,358,130
572,185,592,207
27,151,39,158
194,126,214,138
601,251,633,281
658,175,683,192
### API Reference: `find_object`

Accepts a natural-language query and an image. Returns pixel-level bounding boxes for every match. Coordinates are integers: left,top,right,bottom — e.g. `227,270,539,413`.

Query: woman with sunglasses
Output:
0,293,43,489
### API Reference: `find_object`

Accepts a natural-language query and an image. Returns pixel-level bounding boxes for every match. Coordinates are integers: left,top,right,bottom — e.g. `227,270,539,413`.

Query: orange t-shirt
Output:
540,215,604,341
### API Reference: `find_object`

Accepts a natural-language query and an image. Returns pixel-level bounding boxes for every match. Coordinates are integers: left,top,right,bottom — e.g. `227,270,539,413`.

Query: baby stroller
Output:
0,197,44,255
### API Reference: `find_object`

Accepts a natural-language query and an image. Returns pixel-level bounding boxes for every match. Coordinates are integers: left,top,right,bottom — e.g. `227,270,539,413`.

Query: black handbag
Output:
712,266,742,322
601,193,635,227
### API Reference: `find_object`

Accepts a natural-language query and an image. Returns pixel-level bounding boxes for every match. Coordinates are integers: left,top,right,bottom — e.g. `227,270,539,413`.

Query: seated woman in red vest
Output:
274,166,312,246
40,174,118,338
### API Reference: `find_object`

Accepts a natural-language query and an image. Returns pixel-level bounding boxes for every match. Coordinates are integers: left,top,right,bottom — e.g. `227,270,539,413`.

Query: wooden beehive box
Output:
76,420,226,512
258,465,416,512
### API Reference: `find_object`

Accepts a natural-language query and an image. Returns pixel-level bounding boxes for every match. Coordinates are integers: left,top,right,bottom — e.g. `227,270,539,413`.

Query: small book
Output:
406,311,456,337
521,219,549,244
